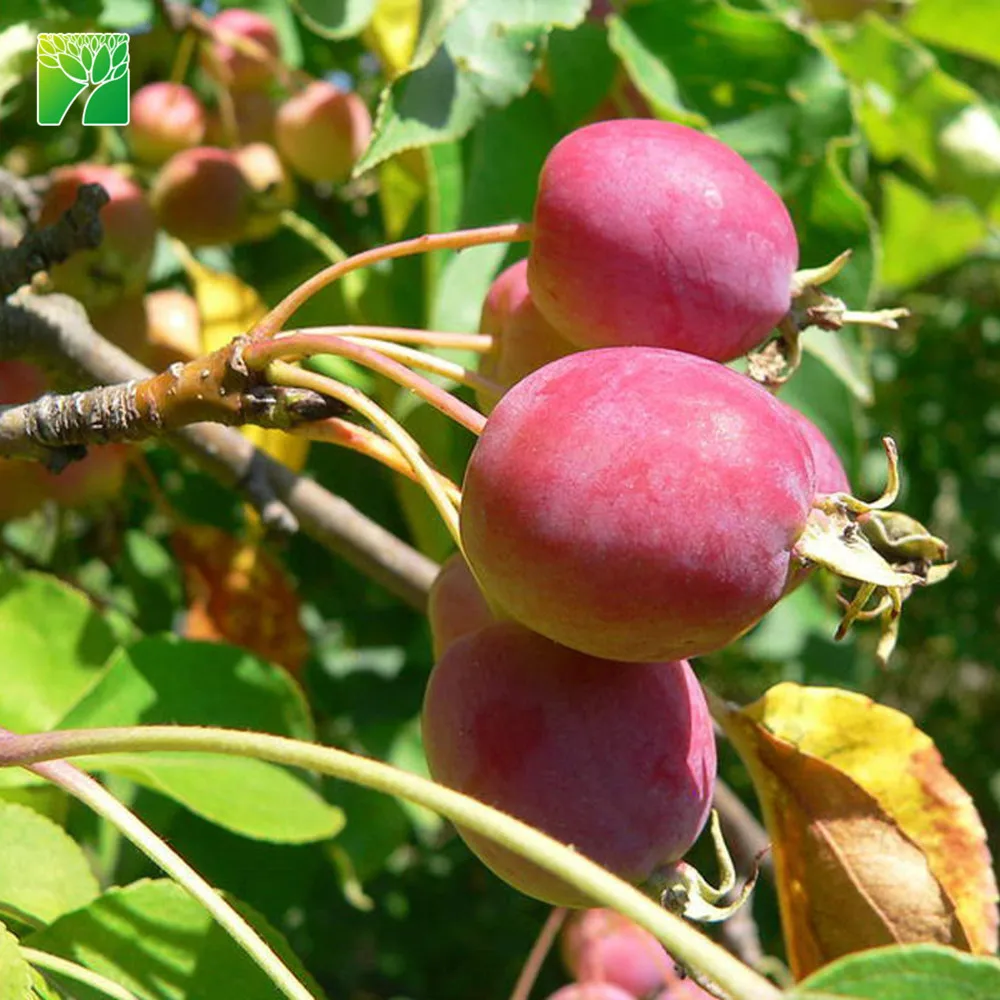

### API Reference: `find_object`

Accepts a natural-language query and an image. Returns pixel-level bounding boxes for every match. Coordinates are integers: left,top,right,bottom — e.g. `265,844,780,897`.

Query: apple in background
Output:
151,146,254,246
427,551,494,658
205,88,277,147
202,8,281,91
37,164,157,308
234,142,297,242
477,259,576,413
128,82,207,165
0,361,129,519
275,80,372,184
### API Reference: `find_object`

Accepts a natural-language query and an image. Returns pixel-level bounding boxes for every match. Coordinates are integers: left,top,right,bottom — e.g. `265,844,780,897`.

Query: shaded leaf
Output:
717,682,993,979
357,0,589,172
0,802,98,927
170,525,310,678
292,0,376,39
0,571,117,734
797,943,1000,999
0,920,32,1000
26,880,328,1000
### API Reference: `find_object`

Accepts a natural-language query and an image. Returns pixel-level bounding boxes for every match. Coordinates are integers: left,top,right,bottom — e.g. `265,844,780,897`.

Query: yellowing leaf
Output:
363,0,421,76
379,148,427,240
171,525,310,678
181,253,310,471
717,683,997,980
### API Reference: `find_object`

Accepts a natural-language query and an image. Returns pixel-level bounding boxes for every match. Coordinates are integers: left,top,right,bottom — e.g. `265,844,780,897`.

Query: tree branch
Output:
0,182,108,297
0,292,437,609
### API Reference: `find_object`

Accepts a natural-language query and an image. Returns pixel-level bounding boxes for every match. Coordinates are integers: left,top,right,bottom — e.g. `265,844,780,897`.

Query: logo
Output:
37,33,130,127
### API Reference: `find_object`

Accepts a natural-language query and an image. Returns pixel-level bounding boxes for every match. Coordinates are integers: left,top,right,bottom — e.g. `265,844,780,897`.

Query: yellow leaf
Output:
181,253,310,471
363,0,420,76
379,149,427,240
718,683,998,979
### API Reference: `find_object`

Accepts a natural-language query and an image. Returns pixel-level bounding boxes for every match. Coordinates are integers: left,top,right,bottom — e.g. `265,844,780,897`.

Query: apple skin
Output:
128,82,207,166
427,552,495,658
422,621,716,907
202,8,281,91
275,81,372,185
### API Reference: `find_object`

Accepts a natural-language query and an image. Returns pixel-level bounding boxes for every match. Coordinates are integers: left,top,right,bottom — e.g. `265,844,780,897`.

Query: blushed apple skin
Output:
527,120,798,363
151,147,253,247
562,909,677,997
477,259,576,413
129,82,207,165
427,552,494,659
422,621,716,907
461,347,817,662
203,8,281,91
275,81,372,185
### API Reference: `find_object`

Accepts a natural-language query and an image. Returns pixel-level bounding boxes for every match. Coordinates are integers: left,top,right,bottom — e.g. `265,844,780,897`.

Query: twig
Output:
0,292,437,609
0,183,109,297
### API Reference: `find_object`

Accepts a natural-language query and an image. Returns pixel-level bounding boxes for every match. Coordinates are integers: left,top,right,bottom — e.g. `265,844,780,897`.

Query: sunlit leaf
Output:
291,0,377,40
905,0,1000,69
717,682,997,978
26,880,328,1000
0,920,32,1000
363,0,422,75
796,943,1000,999
0,802,98,927
880,174,988,291
357,0,590,172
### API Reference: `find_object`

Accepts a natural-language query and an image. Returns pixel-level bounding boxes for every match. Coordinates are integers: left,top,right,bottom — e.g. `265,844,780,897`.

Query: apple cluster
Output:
423,120,852,906
1,9,372,518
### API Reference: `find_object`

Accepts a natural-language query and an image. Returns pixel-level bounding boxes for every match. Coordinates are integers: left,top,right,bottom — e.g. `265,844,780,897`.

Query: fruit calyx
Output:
792,437,952,658
748,250,909,389
656,812,764,924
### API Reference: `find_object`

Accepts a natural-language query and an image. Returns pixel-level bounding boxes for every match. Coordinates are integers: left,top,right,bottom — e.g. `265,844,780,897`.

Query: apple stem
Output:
290,417,461,507
265,360,462,545
0,725,783,1000
252,222,534,340
509,907,567,1000
245,332,487,436
295,324,495,353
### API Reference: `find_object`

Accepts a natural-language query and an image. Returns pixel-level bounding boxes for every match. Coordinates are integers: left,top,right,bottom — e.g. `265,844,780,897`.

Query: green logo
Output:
37,32,130,127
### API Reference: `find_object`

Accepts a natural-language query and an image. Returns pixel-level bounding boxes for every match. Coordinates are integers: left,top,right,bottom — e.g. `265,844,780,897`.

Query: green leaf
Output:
819,16,980,184
58,638,314,740
880,174,988,291
26,879,328,1000
0,920,32,1000
57,52,87,84
0,802,98,927
905,0,1000,69
54,639,338,843
90,41,110,83
357,0,589,172
0,571,117,734
290,0,377,40
547,21,617,129
796,943,1000,999
607,15,707,126
91,752,344,844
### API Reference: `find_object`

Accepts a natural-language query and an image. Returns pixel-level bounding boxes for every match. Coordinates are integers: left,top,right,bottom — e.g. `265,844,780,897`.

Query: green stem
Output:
0,726,780,1000
22,947,143,1000
18,752,316,1000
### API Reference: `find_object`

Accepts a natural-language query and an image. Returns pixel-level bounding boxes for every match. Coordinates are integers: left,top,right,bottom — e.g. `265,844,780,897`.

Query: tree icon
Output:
37,33,130,127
